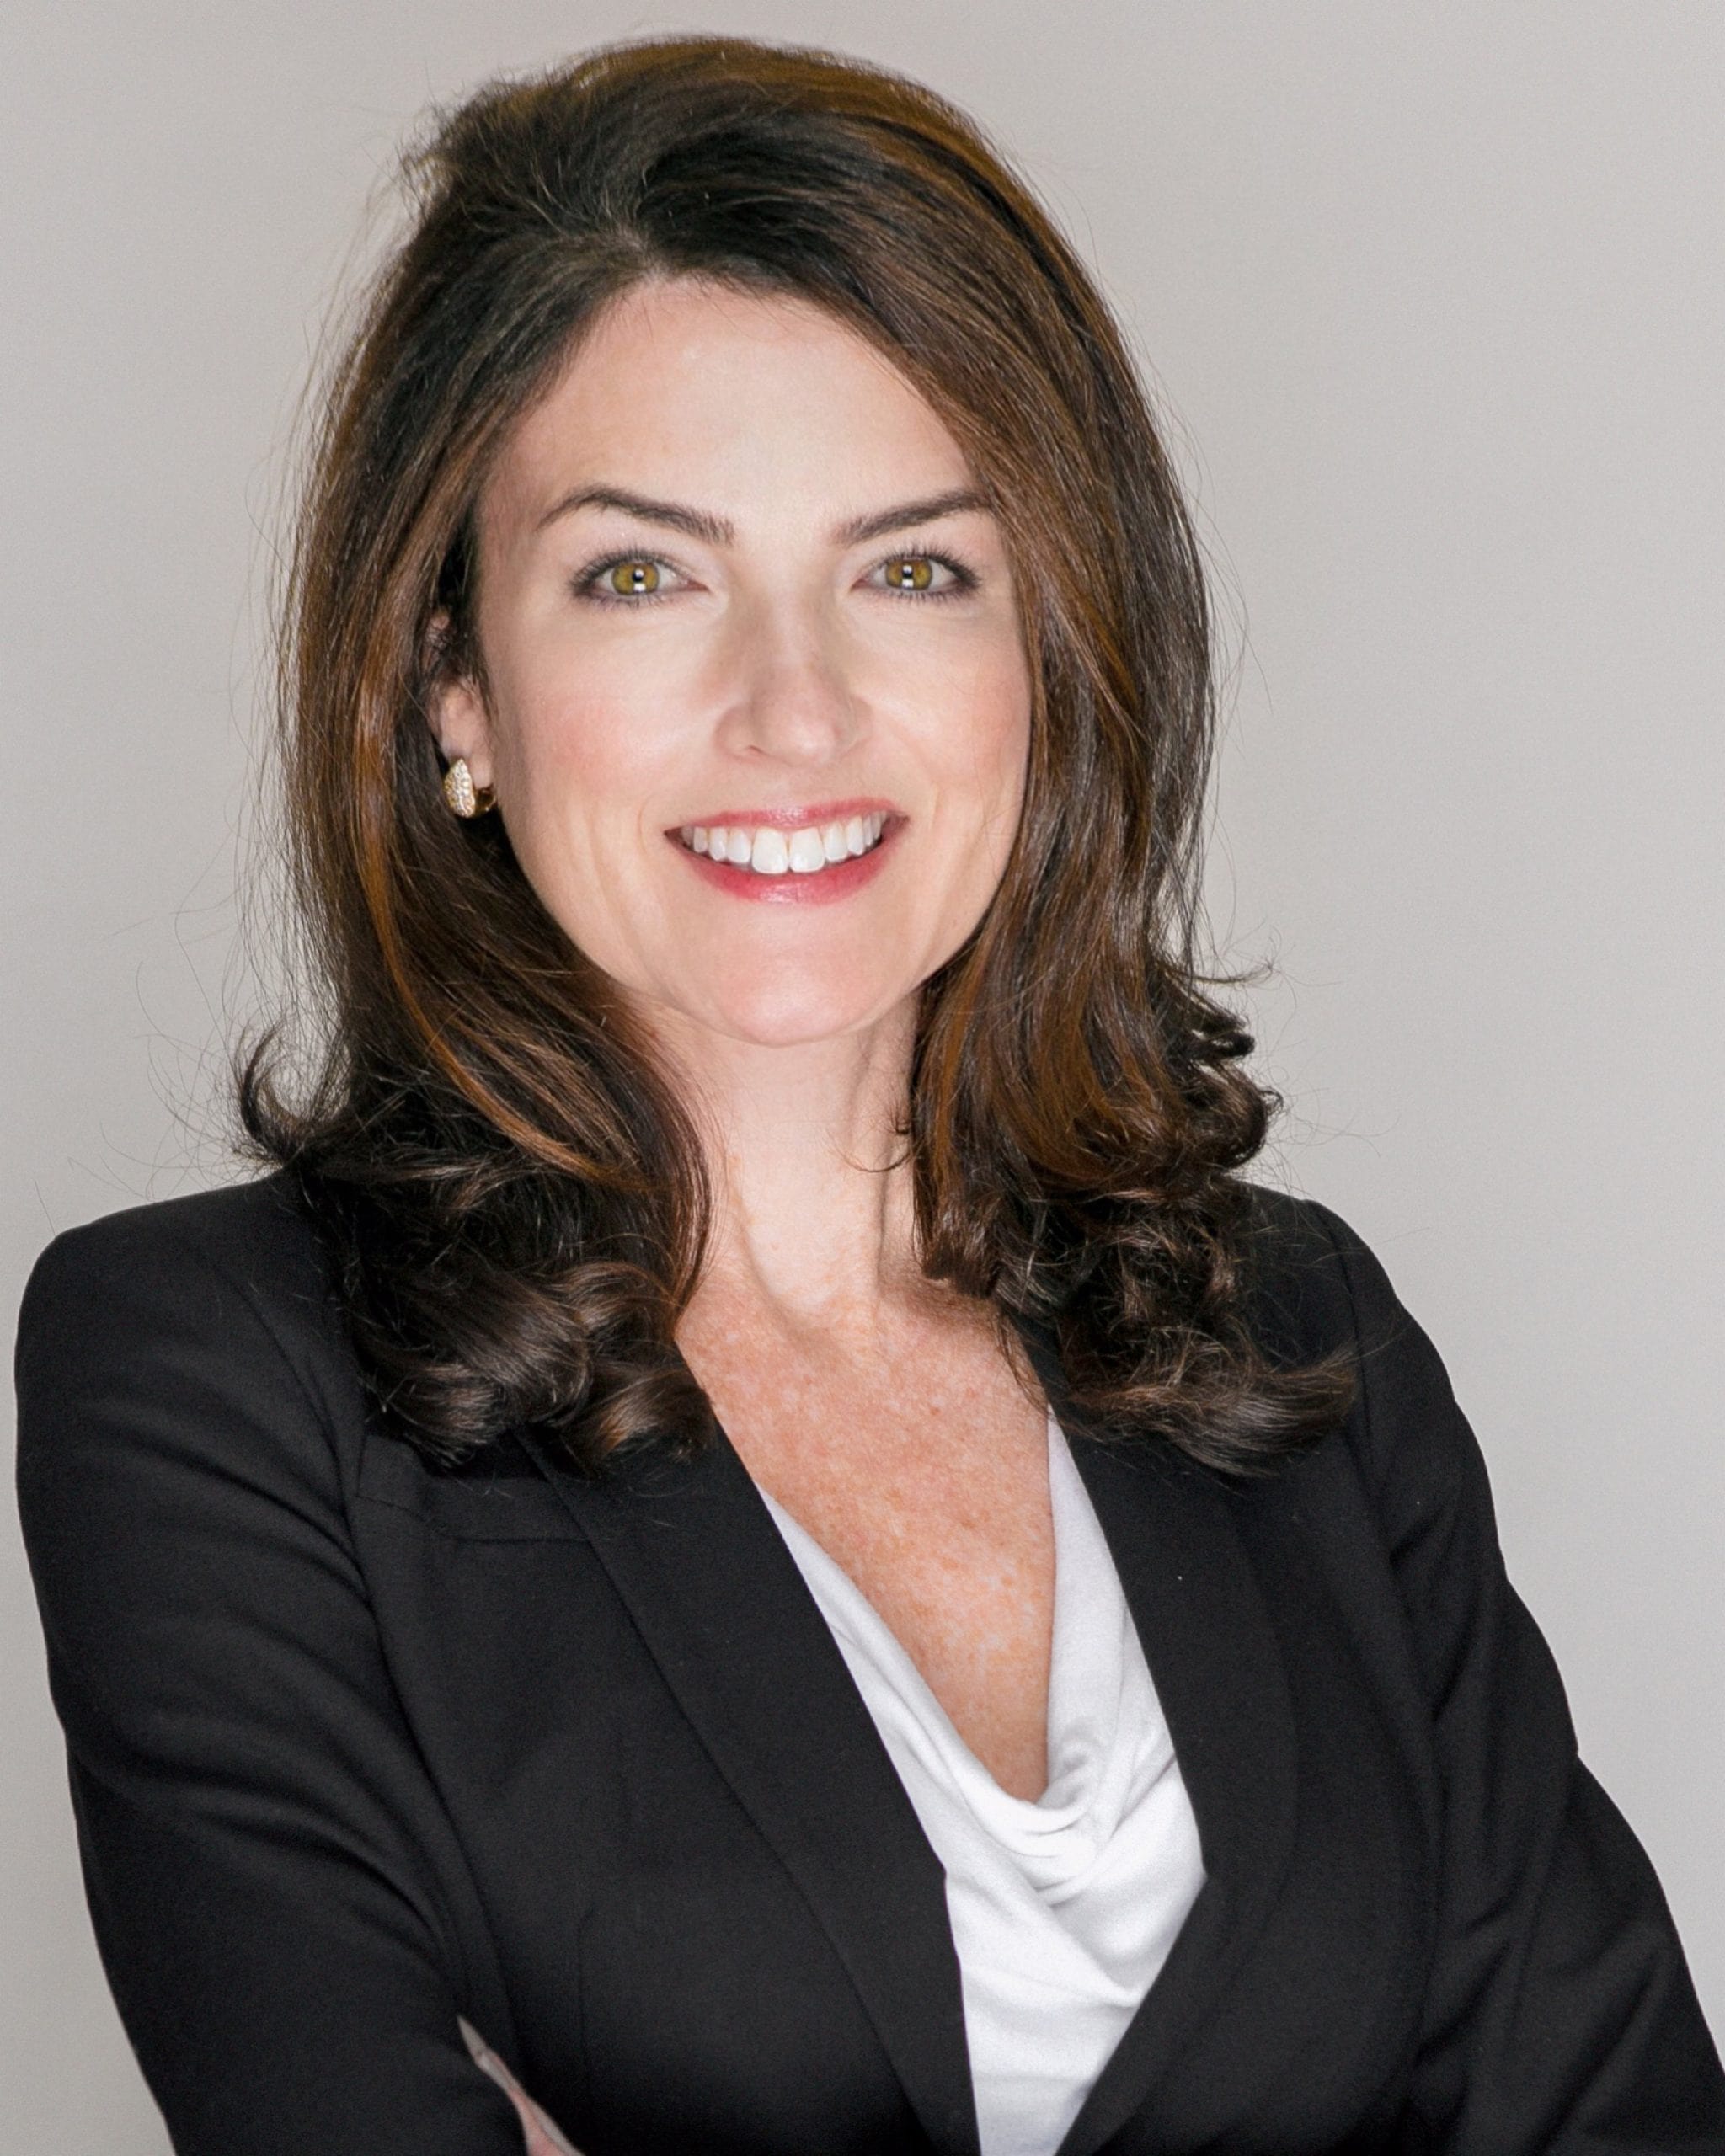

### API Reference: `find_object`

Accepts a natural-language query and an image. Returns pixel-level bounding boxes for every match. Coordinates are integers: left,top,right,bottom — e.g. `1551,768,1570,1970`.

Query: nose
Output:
711,591,868,768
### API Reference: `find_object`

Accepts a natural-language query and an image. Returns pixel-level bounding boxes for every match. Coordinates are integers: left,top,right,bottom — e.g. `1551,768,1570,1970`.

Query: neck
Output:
649,995,927,1331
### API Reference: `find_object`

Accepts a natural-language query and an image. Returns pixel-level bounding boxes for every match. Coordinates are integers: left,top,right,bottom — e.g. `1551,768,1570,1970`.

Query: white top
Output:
756,1410,1206,2156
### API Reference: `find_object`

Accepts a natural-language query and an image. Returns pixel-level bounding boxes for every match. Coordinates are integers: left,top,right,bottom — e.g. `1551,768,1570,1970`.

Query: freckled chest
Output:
676,1297,1056,1797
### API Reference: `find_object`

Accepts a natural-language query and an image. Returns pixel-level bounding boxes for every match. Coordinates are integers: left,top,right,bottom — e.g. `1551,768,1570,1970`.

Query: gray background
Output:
5,4,1720,2146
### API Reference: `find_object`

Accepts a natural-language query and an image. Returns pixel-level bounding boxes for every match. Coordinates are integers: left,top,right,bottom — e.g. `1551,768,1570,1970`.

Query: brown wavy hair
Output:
242,31,1354,1474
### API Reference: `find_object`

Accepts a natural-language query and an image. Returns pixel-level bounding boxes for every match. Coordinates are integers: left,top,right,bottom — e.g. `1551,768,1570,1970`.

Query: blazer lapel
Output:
1012,1321,1301,2156
514,1417,982,2156
517,1311,1298,2156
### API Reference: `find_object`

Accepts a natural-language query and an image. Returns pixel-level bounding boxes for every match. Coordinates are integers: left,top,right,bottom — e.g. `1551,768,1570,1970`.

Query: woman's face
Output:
434,275,1033,1051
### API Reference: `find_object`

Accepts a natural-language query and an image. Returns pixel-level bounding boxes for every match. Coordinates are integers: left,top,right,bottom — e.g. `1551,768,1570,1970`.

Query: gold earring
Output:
441,757,495,819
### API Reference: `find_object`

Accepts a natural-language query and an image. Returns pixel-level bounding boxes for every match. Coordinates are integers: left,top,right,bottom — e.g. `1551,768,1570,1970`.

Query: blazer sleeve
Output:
1311,1201,1725,2149
13,1204,526,2156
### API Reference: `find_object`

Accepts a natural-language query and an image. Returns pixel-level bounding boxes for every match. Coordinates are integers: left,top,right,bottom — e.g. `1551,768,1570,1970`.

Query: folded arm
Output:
15,1207,531,2155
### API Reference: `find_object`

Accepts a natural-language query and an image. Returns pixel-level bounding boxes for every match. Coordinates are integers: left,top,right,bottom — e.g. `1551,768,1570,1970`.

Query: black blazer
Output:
14,1172,1724,2155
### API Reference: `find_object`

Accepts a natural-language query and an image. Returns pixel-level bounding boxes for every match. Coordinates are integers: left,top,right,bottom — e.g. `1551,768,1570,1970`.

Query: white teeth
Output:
678,814,889,874
750,828,789,874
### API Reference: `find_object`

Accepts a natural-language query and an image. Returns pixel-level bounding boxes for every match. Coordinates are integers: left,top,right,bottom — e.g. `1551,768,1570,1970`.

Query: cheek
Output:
494,654,686,858
512,699,654,808
487,691,688,976
921,641,1033,845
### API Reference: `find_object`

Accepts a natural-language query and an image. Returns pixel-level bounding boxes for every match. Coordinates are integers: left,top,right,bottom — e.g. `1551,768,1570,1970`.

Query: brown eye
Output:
605,558,661,596
883,555,935,591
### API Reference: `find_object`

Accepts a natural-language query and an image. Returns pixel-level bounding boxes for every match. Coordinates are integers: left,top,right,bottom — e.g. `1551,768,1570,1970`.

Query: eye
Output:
606,558,660,597
574,553,679,606
868,547,977,601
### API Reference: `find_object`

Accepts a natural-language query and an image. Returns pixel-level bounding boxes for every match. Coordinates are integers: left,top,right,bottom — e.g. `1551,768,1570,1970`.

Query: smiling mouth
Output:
677,813,887,878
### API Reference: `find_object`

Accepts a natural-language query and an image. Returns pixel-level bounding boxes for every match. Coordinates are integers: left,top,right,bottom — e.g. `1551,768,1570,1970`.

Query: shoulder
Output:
15,1171,367,1522
21,1167,330,1309
19,1169,342,1367
1231,1178,1484,1551
1231,1177,1401,1365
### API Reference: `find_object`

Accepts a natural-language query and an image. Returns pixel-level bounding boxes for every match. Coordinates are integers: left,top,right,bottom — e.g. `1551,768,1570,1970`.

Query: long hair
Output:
243,31,1354,1473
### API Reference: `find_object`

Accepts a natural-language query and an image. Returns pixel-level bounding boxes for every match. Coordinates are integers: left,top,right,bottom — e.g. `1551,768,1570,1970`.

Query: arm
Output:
13,1202,528,2156
1314,1202,1725,2148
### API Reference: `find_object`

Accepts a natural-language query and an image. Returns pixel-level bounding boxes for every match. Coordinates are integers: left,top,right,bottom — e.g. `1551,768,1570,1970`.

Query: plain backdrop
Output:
4,4,1721,2147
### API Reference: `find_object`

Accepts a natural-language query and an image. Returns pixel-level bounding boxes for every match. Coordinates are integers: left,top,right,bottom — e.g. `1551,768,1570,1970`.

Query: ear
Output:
421,610,496,792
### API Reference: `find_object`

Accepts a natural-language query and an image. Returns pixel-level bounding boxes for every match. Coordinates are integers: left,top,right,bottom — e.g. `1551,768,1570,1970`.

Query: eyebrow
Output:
535,484,990,547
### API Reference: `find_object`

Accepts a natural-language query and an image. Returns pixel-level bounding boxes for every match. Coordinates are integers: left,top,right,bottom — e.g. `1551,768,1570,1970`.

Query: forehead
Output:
481,276,974,536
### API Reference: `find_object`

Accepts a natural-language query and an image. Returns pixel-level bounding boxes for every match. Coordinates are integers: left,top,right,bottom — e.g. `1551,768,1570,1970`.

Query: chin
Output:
676,969,908,1051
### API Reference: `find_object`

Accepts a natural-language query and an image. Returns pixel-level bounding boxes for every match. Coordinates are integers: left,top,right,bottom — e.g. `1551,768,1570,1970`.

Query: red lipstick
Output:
665,806,903,906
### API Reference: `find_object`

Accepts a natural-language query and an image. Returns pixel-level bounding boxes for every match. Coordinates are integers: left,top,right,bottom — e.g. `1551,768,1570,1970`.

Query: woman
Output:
14,32,1722,2156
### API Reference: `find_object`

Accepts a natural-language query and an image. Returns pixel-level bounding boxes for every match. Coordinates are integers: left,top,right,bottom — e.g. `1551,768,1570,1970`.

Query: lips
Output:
678,812,885,877
667,807,901,905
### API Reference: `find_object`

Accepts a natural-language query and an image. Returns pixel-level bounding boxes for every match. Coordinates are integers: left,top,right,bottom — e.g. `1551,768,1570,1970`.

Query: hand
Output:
507,2084,574,2156
457,2016,584,2156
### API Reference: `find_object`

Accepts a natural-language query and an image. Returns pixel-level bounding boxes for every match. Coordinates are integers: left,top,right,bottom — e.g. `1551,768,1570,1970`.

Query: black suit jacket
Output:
13,1172,1724,2154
